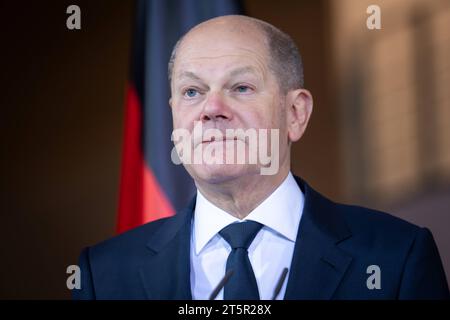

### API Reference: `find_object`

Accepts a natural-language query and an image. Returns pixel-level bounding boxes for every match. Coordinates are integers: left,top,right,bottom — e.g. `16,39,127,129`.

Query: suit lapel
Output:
139,198,196,299
284,177,353,299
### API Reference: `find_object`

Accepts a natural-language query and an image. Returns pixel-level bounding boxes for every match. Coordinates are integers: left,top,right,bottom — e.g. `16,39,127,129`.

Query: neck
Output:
196,166,290,220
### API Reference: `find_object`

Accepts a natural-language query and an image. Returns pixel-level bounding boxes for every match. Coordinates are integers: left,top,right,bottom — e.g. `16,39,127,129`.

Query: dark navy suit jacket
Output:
73,177,449,299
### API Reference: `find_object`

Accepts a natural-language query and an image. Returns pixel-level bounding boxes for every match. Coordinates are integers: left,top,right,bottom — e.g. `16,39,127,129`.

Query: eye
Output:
183,88,199,98
234,85,253,94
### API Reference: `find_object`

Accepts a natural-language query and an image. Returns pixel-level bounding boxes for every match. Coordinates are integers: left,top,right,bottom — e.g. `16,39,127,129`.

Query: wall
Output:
0,0,133,298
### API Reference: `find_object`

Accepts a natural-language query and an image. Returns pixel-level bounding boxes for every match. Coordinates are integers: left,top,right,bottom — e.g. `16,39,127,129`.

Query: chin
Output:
187,163,260,185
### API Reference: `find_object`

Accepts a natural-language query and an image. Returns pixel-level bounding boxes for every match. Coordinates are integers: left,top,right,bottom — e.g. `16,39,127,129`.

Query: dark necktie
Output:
219,221,263,300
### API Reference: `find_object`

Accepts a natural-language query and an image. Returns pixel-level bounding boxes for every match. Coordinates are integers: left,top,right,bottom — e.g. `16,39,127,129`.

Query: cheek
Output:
266,105,285,130
239,112,266,130
263,95,285,128
240,101,279,129
172,113,183,130
172,107,197,130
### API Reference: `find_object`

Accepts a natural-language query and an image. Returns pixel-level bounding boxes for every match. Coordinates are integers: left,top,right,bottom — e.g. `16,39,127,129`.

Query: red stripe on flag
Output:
116,85,175,234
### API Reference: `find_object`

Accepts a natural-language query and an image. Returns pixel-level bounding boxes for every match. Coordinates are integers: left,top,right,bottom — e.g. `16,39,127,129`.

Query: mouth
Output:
201,137,239,145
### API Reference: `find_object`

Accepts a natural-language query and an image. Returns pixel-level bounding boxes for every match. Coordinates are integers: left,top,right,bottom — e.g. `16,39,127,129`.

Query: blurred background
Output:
0,0,449,299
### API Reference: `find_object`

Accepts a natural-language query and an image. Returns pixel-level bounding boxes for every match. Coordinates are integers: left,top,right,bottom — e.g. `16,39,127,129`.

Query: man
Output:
74,15,449,300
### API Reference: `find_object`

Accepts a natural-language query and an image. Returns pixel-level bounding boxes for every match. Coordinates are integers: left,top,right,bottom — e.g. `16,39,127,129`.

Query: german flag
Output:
117,0,242,233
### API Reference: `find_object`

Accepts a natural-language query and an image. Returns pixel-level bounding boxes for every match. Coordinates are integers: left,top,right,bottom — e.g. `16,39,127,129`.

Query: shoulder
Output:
84,210,190,267
299,175,421,242
94,217,171,250
298,176,421,241
326,198,429,266
336,201,421,239
82,217,168,264
301,177,424,256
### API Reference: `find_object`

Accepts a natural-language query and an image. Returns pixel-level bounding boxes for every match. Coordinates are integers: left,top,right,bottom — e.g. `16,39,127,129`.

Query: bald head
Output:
168,15,304,93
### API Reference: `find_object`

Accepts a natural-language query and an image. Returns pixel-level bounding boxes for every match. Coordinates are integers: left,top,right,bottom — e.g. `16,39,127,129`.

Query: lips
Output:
201,137,239,144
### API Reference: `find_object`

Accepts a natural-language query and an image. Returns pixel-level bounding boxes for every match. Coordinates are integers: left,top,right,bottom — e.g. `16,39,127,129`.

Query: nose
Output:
199,93,232,123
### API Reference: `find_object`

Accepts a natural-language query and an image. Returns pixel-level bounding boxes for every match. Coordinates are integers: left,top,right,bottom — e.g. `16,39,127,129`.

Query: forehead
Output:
174,24,269,77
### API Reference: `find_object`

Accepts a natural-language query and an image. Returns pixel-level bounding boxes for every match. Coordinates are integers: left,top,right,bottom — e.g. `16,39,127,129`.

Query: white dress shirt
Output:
190,172,304,300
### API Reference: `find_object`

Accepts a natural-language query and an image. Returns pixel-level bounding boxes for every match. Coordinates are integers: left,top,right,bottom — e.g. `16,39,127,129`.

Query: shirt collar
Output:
193,172,304,255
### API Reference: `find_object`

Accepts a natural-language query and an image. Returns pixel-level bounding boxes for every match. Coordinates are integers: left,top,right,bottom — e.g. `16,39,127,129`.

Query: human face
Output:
170,24,290,185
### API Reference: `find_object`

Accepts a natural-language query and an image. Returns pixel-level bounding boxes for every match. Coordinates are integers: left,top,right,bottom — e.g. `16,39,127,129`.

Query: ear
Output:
286,89,313,142
169,97,173,108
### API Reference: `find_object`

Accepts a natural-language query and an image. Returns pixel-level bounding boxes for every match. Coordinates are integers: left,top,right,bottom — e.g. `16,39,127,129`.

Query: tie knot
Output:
219,221,263,250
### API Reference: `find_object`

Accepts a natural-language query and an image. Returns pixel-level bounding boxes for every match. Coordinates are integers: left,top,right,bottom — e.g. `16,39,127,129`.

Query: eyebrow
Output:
177,66,259,82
